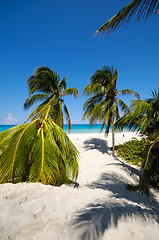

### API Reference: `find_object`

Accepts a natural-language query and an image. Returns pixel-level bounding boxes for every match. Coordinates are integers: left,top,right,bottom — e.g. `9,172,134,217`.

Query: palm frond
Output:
0,120,38,183
115,100,120,120
83,83,105,96
87,99,111,125
59,76,67,91
61,87,79,99
63,104,71,132
24,94,50,110
95,0,159,36
24,95,58,123
118,89,140,99
0,125,25,143
83,96,105,121
27,66,59,95
117,98,130,115
0,119,79,185
83,93,104,111
90,65,118,88
155,9,159,14
130,99,150,116
114,112,140,132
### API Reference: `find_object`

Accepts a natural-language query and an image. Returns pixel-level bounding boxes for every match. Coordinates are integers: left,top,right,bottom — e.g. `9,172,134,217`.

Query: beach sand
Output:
0,132,159,239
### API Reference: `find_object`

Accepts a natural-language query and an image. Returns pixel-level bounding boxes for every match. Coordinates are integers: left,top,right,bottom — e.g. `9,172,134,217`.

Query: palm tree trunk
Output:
112,124,115,157
111,115,115,157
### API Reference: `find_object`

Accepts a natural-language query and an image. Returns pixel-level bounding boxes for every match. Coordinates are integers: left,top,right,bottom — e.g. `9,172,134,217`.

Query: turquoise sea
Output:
0,124,110,134
0,124,129,134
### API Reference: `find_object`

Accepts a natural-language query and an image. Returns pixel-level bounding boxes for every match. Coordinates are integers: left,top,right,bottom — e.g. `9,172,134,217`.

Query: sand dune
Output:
0,132,159,239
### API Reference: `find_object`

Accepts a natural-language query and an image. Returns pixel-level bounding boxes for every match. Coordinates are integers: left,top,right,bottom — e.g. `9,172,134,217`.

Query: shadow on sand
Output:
84,138,110,155
72,140,159,239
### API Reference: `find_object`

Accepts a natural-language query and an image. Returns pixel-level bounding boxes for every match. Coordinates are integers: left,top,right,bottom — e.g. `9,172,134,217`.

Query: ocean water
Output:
0,124,109,134
0,125,17,133
0,124,129,134
64,124,107,134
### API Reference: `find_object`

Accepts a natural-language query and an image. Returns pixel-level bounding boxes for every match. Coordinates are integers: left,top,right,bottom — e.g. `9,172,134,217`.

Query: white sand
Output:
0,132,159,240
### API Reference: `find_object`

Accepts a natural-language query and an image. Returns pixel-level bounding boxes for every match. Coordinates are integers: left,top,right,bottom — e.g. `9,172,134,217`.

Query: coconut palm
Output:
115,87,159,195
95,0,159,36
0,114,79,185
24,66,78,132
82,65,140,156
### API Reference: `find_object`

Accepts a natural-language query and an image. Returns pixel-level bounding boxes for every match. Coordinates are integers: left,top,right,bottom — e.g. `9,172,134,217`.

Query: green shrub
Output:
114,137,151,166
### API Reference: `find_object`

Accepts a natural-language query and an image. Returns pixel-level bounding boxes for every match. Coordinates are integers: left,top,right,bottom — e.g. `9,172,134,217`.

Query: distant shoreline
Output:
0,124,134,135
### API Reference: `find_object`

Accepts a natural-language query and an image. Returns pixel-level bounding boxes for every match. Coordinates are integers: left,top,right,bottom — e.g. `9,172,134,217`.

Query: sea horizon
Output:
0,124,129,134
0,124,107,134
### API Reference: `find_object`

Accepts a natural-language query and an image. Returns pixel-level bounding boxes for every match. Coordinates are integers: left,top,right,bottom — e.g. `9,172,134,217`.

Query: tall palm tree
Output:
115,87,159,195
95,0,159,36
82,65,140,156
24,66,78,132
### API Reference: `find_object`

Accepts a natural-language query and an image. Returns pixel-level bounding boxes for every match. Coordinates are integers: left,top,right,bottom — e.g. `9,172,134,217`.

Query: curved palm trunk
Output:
111,114,115,157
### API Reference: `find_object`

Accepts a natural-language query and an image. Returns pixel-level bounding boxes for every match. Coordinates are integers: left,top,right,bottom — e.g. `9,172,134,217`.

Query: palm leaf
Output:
83,93,104,114
130,99,150,116
61,87,79,99
0,124,25,144
118,89,140,99
83,83,104,95
59,76,67,91
95,0,159,35
115,100,120,120
27,66,59,95
24,95,58,123
0,120,38,183
63,104,71,132
118,98,130,115
24,94,49,110
0,119,79,185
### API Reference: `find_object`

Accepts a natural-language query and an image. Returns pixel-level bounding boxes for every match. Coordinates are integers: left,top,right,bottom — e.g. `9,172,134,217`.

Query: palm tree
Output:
95,0,159,36
82,65,140,157
0,113,79,186
24,66,78,132
115,87,159,195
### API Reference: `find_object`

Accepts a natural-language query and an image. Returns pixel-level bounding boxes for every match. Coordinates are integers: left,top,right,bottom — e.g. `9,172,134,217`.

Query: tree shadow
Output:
109,156,143,183
83,138,110,155
71,160,159,239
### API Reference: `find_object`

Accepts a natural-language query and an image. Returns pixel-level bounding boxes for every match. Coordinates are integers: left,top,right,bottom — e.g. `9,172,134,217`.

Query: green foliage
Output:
83,65,140,156
114,137,151,166
24,66,79,132
114,87,159,196
83,65,139,133
0,119,79,186
95,0,159,36
115,137,159,196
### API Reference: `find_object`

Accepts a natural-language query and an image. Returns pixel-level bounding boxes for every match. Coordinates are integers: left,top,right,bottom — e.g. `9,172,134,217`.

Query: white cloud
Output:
5,113,18,124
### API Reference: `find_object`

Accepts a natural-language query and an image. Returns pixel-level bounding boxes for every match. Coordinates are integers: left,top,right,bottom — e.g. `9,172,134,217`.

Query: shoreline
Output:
68,131,143,149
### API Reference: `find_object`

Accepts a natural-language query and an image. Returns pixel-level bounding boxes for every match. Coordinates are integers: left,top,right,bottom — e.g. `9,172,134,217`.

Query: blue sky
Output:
0,0,158,125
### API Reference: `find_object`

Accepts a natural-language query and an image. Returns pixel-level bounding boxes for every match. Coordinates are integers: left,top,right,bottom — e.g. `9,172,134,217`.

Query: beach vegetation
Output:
82,65,140,156
24,66,79,132
95,0,159,36
114,137,151,166
115,87,159,196
0,117,79,185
